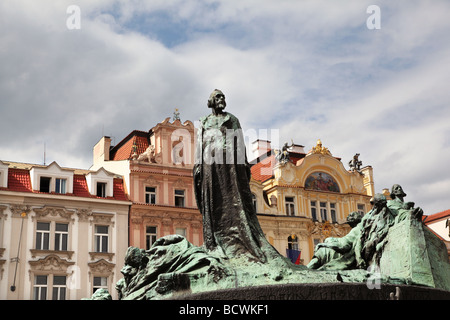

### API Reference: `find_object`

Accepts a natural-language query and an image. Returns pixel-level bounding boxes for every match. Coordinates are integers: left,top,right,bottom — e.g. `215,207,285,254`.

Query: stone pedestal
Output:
379,215,450,291
173,283,450,300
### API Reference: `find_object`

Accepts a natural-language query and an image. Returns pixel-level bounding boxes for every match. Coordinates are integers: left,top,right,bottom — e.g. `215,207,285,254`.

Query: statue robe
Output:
193,112,281,263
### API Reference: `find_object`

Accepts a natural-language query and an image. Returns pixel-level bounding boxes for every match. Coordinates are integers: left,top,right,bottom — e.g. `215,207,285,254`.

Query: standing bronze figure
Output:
194,89,283,263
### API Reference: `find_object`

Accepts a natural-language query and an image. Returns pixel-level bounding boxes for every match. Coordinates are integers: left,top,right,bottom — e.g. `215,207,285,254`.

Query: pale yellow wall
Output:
251,147,373,265
0,192,130,300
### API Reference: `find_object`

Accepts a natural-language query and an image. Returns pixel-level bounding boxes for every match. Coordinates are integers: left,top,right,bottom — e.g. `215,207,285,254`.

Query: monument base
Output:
173,283,450,300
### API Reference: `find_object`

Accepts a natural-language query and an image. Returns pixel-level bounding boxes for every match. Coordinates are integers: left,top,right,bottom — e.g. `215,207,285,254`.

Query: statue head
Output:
207,89,226,113
390,184,406,200
346,211,363,228
121,247,148,284
370,193,387,209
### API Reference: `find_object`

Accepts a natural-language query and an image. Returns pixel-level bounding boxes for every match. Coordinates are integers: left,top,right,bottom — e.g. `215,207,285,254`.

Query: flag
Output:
286,249,301,265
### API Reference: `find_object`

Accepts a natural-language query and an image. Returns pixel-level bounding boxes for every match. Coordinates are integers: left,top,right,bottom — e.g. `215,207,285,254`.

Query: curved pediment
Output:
29,254,75,272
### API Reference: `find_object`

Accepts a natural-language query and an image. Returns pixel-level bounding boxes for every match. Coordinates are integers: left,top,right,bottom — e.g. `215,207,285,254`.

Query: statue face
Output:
391,184,406,197
213,92,226,111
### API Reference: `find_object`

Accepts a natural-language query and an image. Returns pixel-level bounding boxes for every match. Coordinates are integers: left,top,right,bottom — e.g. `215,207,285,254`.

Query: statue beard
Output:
213,102,226,113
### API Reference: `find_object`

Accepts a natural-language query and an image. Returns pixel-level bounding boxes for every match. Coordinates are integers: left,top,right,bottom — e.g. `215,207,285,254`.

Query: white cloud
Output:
1,0,449,214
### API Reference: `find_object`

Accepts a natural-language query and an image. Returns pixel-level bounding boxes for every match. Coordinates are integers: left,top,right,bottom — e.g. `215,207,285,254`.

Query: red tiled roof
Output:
250,150,308,182
7,168,32,192
424,209,450,224
111,131,149,161
73,174,91,197
2,165,129,202
113,178,129,201
251,154,275,182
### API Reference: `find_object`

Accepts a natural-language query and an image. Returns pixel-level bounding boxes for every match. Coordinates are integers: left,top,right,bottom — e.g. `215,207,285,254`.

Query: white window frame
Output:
52,275,67,300
54,223,69,251
55,178,67,194
93,276,108,295
330,202,337,223
36,222,51,250
174,189,185,207
35,221,70,251
310,201,318,221
287,235,299,251
96,182,107,197
33,275,48,300
94,225,109,253
285,196,295,216
320,202,328,221
145,186,157,204
357,203,366,215
145,226,158,250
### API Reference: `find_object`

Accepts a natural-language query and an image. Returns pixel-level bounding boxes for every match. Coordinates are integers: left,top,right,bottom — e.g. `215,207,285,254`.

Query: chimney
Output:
93,136,111,165
252,139,272,159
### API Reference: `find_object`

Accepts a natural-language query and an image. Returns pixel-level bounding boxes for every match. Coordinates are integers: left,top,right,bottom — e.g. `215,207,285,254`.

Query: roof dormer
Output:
30,161,74,194
0,160,8,188
86,167,115,198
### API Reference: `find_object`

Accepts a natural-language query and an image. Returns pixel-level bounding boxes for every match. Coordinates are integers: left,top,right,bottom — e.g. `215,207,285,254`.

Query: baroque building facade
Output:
0,160,130,300
91,117,203,251
0,116,377,299
249,139,374,264
94,115,375,266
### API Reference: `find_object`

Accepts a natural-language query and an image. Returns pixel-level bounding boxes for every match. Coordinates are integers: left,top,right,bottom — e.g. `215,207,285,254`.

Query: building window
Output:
310,201,317,221
320,202,328,221
54,223,69,251
146,226,157,250
96,182,107,197
95,225,109,253
52,276,67,300
174,189,185,207
285,197,295,216
145,187,156,204
357,203,366,215
175,227,186,237
36,222,50,250
252,193,257,212
34,275,48,300
39,177,51,193
35,221,70,251
330,203,337,223
93,276,108,294
55,178,66,194
287,235,299,250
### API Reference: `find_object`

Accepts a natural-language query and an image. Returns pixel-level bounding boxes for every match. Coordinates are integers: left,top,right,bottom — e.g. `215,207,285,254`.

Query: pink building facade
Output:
91,117,203,250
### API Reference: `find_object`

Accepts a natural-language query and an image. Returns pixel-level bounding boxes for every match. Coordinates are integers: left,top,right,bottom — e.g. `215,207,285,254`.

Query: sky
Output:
1,0,449,215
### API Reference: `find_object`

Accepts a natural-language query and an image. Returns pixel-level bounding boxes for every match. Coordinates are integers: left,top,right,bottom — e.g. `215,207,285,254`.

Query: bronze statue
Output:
193,89,284,263
276,141,293,164
348,153,362,171
387,184,423,222
307,194,395,271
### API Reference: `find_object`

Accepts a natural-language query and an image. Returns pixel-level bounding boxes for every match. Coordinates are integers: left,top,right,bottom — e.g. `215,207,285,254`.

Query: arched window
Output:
287,234,299,250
